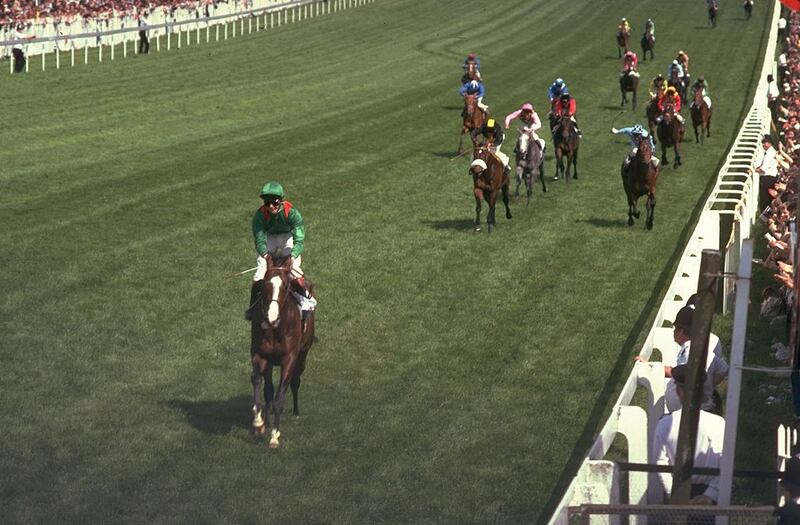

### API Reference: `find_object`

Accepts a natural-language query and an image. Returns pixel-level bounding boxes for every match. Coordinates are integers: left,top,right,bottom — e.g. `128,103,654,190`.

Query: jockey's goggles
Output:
263,195,282,205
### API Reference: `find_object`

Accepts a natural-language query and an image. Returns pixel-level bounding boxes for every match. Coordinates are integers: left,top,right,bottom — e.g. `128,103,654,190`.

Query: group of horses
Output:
459,93,579,234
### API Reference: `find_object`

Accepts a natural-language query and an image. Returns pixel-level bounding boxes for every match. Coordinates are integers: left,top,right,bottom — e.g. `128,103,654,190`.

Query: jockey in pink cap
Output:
621,50,639,78
504,103,545,156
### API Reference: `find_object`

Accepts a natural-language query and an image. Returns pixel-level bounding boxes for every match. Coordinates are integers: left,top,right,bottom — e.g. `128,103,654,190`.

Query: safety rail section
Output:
548,1,779,523
0,0,374,73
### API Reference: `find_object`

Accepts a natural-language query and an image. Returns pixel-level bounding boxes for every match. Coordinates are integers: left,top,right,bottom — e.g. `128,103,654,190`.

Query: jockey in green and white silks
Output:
691,76,712,110
246,181,316,320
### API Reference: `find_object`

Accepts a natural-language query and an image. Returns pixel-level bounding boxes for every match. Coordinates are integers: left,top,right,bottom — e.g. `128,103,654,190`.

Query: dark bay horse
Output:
458,94,484,154
514,131,546,206
708,1,718,27
472,145,512,233
646,98,661,144
743,0,753,19
690,88,712,144
250,255,316,448
668,69,687,105
622,138,659,229
640,30,654,61
553,114,580,182
620,71,638,109
656,103,684,168
617,29,629,58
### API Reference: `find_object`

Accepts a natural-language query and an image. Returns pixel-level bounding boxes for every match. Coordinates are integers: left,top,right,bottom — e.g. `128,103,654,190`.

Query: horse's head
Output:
464,94,477,115
693,87,703,104
663,103,675,123
465,62,477,80
637,137,653,163
261,255,294,328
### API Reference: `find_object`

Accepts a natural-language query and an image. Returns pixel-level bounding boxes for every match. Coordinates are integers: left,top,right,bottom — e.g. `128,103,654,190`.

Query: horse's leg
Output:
525,169,533,206
572,149,579,180
539,160,548,193
554,150,562,181
514,164,523,198
674,143,681,168
694,121,700,143
502,183,512,220
269,355,297,449
661,142,668,166
474,189,483,232
251,360,267,436
457,128,465,154
632,89,637,111
264,364,275,428
291,347,309,417
707,112,712,138
646,192,656,230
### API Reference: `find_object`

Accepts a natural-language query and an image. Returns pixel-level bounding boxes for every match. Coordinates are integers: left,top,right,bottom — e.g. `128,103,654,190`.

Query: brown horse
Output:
668,68,687,105
708,1,718,27
656,102,684,168
622,138,659,230
640,30,654,61
458,94,484,154
646,98,661,144
617,29,629,58
250,255,316,448
553,113,580,182
461,62,480,84
472,145,511,233
620,71,639,109
690,87,712,144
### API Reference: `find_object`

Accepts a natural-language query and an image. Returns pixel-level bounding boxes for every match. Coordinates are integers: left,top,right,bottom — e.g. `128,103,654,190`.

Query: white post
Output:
84,45,88,65
98,43,102,62
186,27,190,47
270,12,274,28
110,41,114,60
716,239,754,515
224,22,228,40
71,47,75,66
291,8,295,23
56,48,60,69
157,34,161,52
256,15,260,32
124,38,127,57
135,35,139,54
178,28,182,48
42,51,45,71
240,18,244,35
168,31,172,50
206,25,210,43
216,24,219,41
10,52,13,74
197,26,200,44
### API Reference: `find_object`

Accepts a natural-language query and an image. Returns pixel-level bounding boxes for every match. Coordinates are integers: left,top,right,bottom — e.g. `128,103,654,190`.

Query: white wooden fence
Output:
548,1,780,522
1,0,374,73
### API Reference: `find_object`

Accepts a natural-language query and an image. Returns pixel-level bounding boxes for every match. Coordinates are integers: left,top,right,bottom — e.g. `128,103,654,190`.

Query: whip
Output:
227,266,258,279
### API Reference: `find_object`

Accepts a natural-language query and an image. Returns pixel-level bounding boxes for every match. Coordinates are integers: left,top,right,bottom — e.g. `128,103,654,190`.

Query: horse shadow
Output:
693,26,710,30
167,395,252,435
432,151,459,158
603,55,619,60
578,217,629,229
442,105,462,110
603,105,624,110
422,218,476,231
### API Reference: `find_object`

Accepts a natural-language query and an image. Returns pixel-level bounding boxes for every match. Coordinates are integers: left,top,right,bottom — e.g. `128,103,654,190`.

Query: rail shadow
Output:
167,395,251,435
422,218,475,231
578,217,629,229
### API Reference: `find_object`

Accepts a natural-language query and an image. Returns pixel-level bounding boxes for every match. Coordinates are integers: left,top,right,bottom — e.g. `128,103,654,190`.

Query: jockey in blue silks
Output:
611,124,660,172
459,79,488,114
547,78,569,106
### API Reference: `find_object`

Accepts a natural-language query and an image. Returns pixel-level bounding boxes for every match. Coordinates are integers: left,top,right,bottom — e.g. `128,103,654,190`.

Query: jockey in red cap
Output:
462,53,482,81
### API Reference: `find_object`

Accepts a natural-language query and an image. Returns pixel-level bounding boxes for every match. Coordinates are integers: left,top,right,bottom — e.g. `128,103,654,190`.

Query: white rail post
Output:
9,52,13,74
216,24,219,41
71,47,75,66
270,12,274,28
186,27,190,47
156,34,161,52
241,17,244,35
56,48,60,69
250,16,253,33
178,28,182,48
42,51,45,71
110,41,114,60
206,24,210,43
291,7,295,23
124,38,127,57
98,43,102,62
224,22,228,40
84,45,88,65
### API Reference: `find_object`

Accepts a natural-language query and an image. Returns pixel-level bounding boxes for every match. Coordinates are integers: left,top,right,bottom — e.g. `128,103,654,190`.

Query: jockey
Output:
621,50,639,77
657,86,685,124
618,17,630,34
691,76,712,110
552,92,582,137
547,78,569,106
504,102,545,151
459,79,488,115
611,124,659,171
246,181,316,321
644,18,655,36
676,50,690,81
461,52,482,82
667,59,684,82
649,73,668,100
471,118,510,174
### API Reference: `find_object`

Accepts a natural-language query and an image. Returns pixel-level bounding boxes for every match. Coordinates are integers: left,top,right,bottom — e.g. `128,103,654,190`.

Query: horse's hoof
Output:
572,174,578,180
628,219,635,226
646,222,654,230
268,440,280,449
506,212,512,220
474,226,481,232
254,424,267,437
553,175,559,181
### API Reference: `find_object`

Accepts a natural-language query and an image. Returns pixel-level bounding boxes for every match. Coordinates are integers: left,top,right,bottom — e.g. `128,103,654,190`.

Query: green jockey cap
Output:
259,181,285,199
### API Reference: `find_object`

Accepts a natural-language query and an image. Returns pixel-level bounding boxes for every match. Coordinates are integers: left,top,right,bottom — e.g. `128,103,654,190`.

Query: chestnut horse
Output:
657,102,684,168
461,62,480,84
617,28,629,58
646,98,661,145
553,113,580,182
250,255,316,448
622,138,659,230
458,94,484,154
640,30,654,61
472,145,512,233
620,71,639,109
690,87,712,144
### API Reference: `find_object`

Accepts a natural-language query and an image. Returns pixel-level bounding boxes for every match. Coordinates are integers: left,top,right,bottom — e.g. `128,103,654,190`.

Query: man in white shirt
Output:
768,74,780,124
652,365,726,505
753,134,779,209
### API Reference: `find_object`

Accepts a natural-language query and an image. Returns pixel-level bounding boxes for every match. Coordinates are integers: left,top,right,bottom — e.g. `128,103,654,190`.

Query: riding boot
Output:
292,276,312,299
245,281,261,321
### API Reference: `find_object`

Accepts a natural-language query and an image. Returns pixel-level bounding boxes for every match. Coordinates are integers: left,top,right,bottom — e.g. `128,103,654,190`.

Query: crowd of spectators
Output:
756,9,800,348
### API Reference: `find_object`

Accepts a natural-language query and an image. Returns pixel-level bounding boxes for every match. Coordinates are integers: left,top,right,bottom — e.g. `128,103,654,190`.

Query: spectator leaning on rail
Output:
651,364,725,505
246,182,316,322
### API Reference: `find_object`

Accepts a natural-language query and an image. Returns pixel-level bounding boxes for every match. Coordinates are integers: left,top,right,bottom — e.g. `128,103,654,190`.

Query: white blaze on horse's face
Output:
267,275,282,325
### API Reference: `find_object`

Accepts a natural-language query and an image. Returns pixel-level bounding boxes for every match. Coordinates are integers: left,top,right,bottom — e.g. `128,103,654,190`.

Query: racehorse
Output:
743,0,753,20
621,137,659,229
462,62,480,83
669,68,687,105
708,1,718,27
513,130,546,206
620,71,639,110
646,98,661,145
617,28,630,58
656,102,684,168
553,113,580,182
640,30,655,61
690,87,712,144
472,144,512,233
458,93,485,154
250,255,316,449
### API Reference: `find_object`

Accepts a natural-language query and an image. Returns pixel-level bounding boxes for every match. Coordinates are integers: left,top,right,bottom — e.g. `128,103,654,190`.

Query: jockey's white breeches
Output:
518,128,545,153
253,233,303,281
703,96,712,109
477,97,488,111
490,146,509,168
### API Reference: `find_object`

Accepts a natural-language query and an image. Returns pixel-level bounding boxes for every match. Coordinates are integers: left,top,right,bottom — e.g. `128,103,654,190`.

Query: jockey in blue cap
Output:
547,78,569,107
459,79,488,115
611,124,660,172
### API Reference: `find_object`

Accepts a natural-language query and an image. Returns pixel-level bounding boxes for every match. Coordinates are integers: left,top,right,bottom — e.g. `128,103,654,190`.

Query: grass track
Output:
0,1,773,522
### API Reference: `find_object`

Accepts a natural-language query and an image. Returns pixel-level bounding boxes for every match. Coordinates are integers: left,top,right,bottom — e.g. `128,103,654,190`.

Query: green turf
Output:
0,0,774,522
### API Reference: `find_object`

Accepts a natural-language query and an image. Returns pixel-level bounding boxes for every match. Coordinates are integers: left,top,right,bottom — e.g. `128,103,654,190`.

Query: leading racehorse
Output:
617,28,630,58
622,138,659,230
250,255,316,448
640,30,655,62
458,94,485,154
620,71,639,110
708,0,718,27
657,102,684,168
553,113,580,182
690,87,712,144
514,130,546,206
472,145,512,233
